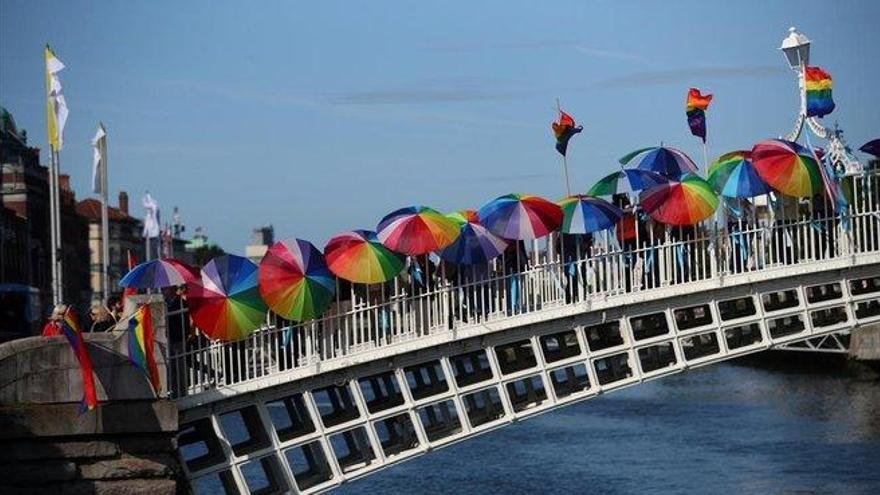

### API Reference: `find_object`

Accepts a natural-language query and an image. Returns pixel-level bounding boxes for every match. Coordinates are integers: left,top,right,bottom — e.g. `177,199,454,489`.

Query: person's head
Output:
612,193,631,209
90,303,110,322
50,304,68,321
107,296,122,312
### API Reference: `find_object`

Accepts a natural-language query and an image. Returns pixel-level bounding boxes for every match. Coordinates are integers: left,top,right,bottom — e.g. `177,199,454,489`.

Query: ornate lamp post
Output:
780,27,862,175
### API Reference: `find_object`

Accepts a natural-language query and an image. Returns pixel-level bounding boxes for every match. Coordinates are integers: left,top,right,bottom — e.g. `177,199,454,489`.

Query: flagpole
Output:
48,149,61,305
557,98,572,196
54,149,64,303
701,139,709,171
100,124,110,303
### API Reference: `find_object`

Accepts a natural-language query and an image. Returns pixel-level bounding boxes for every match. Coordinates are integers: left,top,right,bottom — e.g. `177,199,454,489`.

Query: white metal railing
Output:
167,172,880,399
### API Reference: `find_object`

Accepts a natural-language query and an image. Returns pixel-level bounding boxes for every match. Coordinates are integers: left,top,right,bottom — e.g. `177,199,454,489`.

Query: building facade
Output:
1,106,90,310
76,192,145,302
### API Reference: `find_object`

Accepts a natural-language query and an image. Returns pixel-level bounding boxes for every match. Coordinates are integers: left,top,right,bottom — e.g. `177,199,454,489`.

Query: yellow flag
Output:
45,45,68,151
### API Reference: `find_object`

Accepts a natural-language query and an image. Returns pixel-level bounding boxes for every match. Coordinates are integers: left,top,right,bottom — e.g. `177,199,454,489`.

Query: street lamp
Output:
779,27,862,175
779,26,810,70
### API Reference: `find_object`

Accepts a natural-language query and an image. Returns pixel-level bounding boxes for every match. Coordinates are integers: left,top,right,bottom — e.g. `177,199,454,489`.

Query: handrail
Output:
167,172,880,399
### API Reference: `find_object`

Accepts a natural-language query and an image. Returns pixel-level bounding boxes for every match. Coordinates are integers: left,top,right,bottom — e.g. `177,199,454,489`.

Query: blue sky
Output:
2,1,878,253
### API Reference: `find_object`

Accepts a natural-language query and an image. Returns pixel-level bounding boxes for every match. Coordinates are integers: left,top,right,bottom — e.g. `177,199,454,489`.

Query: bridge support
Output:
176,263,880,494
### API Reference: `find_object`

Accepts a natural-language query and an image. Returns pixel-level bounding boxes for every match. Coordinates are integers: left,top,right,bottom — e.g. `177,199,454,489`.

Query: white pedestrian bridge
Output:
172,173,880,494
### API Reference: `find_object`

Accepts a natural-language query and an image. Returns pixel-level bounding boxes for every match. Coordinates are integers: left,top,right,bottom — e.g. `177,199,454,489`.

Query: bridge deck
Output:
169,173,880,410
168,173,880,493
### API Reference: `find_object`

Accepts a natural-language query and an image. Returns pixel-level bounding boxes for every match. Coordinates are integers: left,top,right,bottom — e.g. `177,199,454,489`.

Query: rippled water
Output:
337,359,880,495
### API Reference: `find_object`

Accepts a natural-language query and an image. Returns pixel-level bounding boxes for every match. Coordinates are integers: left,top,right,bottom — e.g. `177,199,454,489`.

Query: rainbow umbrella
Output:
640,175,718,226
619,146,699,179
377,206,461,255
187,255,267,342
587,169,668,197
707,150,771,198
751,139,822,198
557,195,624,234
477,193,563,241
258,239,336,322
324,230,405,284
438,210,509,265
119,258,198,289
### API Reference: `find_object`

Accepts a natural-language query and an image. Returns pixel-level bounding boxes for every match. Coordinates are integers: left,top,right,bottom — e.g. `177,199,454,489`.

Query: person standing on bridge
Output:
41,304,67,337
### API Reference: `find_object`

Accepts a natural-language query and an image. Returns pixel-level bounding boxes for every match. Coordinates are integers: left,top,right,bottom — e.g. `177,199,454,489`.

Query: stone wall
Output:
0,401,179,494
0,296,184,494
850,323,880,361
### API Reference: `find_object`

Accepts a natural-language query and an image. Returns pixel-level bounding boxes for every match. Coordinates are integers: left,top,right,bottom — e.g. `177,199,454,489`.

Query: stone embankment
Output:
0,297,183,494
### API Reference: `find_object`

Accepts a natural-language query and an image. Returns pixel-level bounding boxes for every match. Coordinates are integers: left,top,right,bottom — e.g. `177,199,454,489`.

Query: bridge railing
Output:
167,172,880,399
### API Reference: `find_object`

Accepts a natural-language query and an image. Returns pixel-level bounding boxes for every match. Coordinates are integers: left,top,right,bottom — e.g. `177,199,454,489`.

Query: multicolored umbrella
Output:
619,146,699,179
119,258,198,289
587,169,668,197
751,139,822,198
258,239,336,322
377,206,461,256
640,175,718,226
324,230,405,284
477,193,563,241
438,210,509,265
187,255,267,342
557,195,624,234
707,151,771,198
860,139,880,157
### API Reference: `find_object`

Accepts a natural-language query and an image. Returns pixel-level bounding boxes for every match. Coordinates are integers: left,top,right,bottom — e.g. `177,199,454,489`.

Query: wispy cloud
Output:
425,39,578,53
154,78,316,107
324,78,532,106
324,88,510,105
465,173,555,184
574,45,647,63
425,39,647,64
591,66,787,89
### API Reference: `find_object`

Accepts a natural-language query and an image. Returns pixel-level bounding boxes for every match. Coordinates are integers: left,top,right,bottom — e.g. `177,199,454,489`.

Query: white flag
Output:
45,47,69,150
91,124,106,194
142,192,160,238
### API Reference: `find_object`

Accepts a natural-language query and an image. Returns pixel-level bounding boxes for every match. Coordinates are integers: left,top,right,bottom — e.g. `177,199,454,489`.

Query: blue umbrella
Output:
558,195,624,234
707,150,771,198
860,139,880,158
438,210,509,265
619,146,699,179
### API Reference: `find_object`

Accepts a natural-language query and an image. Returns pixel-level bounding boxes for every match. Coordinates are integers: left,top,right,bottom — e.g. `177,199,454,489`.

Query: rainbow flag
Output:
552,110,583,156
805,66,835,118
685,88,712,143
128,304,161,392
61,309,99,412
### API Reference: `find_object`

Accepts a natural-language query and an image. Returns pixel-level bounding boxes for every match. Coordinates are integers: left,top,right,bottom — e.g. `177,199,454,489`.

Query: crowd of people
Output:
41,296,126,336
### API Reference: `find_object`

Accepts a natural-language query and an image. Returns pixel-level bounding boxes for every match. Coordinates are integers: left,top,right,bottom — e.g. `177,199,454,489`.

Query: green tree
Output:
191,245,226,267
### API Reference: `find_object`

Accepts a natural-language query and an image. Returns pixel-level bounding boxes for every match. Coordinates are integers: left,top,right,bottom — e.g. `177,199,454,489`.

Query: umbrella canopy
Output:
860,139,880,157
640,175,719,226
324,230,405,284
258,239,336,322
376,206,460,256
438,210,509,265
187,255,267,342
751,139,822,198
619,146,699,179
557,195,624,234
477,193,563,241
119,258,198,289
707,150,771,198
587,169,668,197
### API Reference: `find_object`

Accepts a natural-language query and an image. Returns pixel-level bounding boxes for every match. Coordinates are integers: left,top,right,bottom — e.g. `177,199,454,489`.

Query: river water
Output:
336,358,880,494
